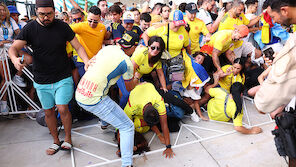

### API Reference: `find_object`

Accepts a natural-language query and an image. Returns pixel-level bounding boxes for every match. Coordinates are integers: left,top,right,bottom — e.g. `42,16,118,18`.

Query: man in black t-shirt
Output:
8,0,89,155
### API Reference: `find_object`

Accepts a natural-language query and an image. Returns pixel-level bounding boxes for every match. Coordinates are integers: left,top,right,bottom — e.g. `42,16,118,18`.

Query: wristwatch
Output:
166,144,171,149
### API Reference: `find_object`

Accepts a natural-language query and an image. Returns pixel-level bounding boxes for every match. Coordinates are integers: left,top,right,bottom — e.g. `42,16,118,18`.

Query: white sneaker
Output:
191,112,200,122
13,75,27,87
0,101,9,115
184,89,201,100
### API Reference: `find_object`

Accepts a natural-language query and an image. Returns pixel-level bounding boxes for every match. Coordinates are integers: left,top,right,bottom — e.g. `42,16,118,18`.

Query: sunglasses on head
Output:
73,17,82,22
88,19,99,24
150,46,160,51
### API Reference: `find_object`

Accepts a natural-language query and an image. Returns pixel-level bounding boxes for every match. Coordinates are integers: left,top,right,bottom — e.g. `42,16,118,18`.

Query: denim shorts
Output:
33,77,74,109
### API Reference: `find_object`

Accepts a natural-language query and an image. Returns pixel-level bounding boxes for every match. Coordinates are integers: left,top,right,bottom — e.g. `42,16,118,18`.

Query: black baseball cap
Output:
117,31,139,49
185,3,198,14
36,0,54,8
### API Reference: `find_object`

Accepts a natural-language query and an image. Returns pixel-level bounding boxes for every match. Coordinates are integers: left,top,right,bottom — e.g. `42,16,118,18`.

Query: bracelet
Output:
157,133,161,137
166,144,171,149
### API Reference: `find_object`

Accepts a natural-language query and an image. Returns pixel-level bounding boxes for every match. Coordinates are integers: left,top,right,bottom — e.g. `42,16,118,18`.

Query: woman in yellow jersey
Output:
206,75,262,135
142,10,191,58
131,36,167,91
219,58,245,92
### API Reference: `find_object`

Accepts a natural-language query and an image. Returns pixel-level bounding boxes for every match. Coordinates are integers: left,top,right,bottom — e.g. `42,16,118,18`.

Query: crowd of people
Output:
1,0,296,166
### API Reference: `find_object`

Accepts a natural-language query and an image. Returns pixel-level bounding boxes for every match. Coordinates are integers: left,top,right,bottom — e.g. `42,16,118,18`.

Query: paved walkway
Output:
0,100,287,167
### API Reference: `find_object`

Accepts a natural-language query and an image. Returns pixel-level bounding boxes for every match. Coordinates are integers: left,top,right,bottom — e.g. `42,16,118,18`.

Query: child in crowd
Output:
173,52,210,121
105,4,123,43
193,52,206,64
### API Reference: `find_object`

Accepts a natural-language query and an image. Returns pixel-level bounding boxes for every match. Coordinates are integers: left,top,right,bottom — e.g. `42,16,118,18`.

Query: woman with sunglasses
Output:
131,36,167,91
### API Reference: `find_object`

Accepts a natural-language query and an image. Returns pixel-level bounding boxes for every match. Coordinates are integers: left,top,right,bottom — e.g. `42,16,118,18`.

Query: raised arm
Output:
62,0,68,12
84,0,88,12
207,8,225,33
248,14,262,28
142,32,150,46
68,0,83,11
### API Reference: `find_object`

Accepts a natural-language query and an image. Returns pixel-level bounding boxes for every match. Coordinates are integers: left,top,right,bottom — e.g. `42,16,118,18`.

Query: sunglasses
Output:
88,19,99,24
150,46,160,51
73,17,82,22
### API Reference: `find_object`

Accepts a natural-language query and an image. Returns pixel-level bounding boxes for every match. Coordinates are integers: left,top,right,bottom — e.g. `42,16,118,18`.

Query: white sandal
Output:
47,143,60,155
61,141,72,150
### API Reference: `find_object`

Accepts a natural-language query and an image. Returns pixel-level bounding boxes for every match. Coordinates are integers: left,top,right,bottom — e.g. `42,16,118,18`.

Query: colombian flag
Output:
181,50,210,88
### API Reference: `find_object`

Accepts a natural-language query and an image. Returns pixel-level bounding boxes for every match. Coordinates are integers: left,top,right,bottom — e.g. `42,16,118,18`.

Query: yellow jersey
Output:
185,17,209,54
219,13,250,48
75,46,134,105
219,65,245,92
71,21,106,62
201,30,235,56
124,82,166,121
146,24,189,58
207,88,243,126
150,14,162,25
131,47,162,76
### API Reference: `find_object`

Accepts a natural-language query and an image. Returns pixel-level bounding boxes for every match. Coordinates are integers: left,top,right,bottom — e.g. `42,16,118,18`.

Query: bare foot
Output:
46,143,60,155
201,116,209,121
116,149,121,157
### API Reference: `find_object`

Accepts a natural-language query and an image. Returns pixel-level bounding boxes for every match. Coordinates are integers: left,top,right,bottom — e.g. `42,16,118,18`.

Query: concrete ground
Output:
0,99,287,167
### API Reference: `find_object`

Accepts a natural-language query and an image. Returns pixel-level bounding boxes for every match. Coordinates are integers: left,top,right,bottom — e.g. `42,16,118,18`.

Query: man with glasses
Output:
9,0,89,155
70,8,85,23
71,6,107,77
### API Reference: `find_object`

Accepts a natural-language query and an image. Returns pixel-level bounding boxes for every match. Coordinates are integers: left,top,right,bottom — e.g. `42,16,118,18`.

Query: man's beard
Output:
40,19,53,27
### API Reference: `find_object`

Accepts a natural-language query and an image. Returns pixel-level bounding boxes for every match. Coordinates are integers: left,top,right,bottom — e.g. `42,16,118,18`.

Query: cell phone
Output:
263,47,275,61
20,55,24,64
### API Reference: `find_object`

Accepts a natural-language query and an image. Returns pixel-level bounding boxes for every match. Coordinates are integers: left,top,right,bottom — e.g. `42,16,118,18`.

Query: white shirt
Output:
18,21,27,29
197,8,213,25
0,17,19,41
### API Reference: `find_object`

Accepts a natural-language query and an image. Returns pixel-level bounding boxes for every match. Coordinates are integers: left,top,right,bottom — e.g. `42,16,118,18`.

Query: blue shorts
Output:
34,77,74,109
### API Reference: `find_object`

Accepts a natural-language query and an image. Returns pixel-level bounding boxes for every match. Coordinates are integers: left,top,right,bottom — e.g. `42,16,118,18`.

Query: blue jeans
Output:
78,96,134,167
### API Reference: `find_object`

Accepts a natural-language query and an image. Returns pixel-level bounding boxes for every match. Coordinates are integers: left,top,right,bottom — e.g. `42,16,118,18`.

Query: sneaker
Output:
0,101,9,115
99,122,115,132
183,89,201,100
13,75,27,87
191,112,200,122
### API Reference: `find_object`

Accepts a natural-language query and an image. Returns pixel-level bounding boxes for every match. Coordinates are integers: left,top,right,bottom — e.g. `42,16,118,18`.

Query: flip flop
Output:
61,141,73,151
46,143,60,155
